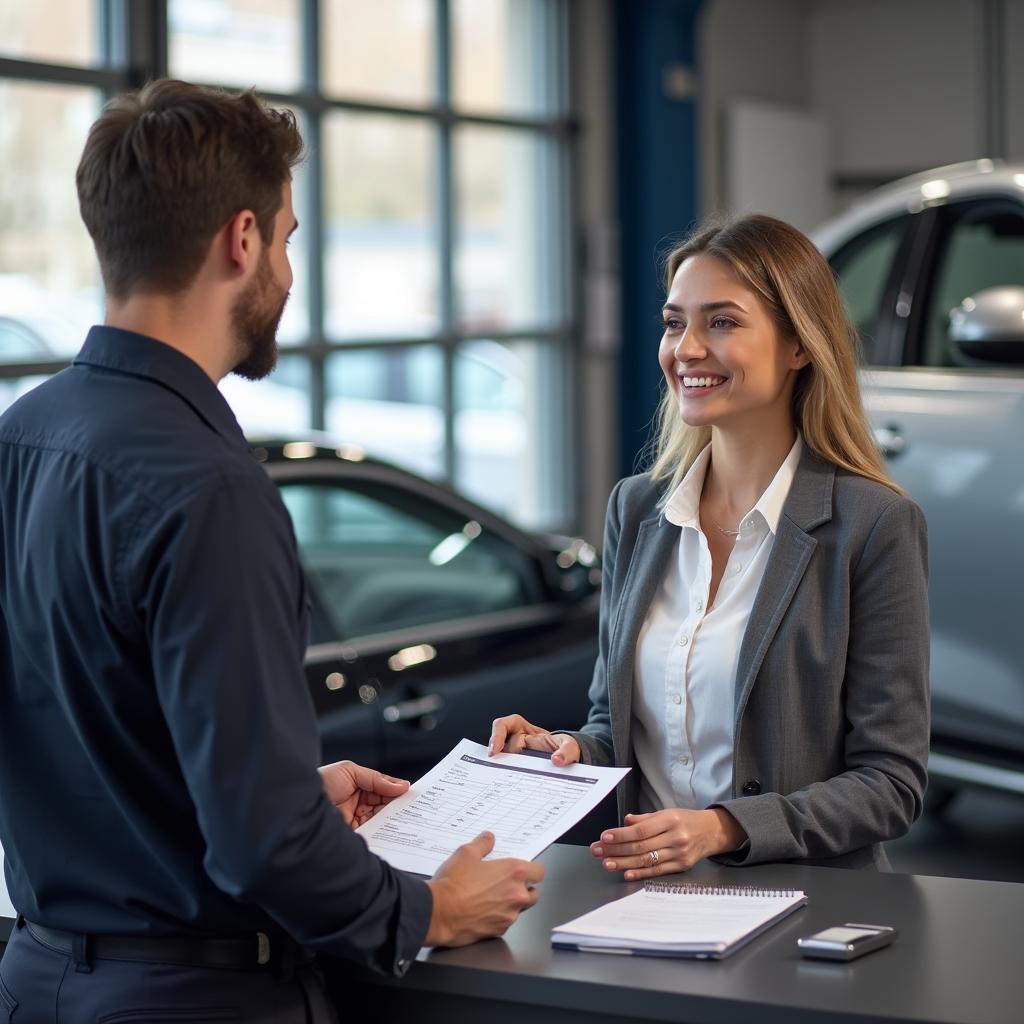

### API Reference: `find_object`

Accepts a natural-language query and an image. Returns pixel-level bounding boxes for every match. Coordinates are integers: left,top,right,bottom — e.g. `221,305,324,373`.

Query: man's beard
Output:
230,250,289,381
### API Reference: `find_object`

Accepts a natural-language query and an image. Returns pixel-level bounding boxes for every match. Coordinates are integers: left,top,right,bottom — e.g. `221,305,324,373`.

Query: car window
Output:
0,318,46,360
920,200,1024,367
829,216,907,365
278,480,545,639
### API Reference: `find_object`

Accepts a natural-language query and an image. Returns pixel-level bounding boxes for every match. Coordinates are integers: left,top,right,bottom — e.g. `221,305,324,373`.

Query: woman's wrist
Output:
707,807,747,855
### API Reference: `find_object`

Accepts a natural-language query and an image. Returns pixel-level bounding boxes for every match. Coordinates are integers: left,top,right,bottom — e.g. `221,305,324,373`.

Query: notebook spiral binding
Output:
644,881,800,897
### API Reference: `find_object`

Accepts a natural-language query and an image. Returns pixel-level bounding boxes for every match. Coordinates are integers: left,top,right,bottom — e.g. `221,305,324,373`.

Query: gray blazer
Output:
565,446,930,869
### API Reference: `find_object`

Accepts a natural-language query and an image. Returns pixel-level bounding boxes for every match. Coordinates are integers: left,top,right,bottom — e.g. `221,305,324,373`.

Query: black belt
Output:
23,919,296,972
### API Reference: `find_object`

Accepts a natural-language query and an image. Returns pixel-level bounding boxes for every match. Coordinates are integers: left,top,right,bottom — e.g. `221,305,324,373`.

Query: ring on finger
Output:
647,849,659,868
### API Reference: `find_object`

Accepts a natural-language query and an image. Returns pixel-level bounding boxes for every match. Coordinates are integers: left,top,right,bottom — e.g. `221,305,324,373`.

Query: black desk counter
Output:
328,844,1022,1024
3,845,1020,1023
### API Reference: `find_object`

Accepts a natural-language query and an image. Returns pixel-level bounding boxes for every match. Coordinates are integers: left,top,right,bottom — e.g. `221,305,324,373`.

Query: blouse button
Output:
679,635,689,647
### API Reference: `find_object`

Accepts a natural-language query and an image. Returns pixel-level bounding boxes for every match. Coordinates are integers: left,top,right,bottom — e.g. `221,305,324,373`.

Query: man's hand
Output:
425,832,545,947
318,760,410,828
590,807,747,878
488,714,581,767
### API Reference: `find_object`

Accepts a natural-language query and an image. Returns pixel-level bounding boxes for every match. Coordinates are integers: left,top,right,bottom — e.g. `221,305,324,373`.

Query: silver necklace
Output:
710,517,740,538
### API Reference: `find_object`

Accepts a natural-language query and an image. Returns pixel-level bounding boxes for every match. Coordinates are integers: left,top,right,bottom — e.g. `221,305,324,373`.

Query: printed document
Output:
356,738,629,876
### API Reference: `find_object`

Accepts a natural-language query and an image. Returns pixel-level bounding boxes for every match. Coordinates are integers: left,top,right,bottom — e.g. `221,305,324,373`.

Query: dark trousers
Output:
0,920,339,1023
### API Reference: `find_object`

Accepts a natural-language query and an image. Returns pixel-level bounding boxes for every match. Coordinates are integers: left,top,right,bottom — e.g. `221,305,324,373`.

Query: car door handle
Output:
873,425,907,458
382,693,444,726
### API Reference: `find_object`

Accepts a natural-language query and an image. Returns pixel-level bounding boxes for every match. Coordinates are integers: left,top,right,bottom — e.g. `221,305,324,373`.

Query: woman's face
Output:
658,253,808,431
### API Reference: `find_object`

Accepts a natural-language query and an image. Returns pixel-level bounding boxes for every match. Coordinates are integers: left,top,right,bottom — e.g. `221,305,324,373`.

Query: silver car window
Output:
829,216,907,365
922,201,1024,367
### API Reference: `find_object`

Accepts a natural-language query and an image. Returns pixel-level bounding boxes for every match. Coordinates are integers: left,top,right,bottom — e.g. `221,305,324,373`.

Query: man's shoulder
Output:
1,367,267,513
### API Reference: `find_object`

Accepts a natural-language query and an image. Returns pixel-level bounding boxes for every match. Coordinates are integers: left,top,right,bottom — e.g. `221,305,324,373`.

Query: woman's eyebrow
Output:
662,300,748,314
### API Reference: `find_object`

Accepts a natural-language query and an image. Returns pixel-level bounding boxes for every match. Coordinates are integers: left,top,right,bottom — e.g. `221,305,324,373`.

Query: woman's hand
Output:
591,807,747,879
488,714,581,766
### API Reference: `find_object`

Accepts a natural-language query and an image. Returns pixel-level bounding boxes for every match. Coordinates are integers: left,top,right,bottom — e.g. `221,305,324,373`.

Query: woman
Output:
490,214,929,876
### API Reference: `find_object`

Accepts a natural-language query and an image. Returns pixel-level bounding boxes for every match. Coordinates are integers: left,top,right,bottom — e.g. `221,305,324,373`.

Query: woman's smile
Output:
678,371,728,396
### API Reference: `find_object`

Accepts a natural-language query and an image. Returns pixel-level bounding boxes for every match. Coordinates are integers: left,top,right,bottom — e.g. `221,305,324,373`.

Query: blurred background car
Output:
813,160,1024,809
253,437,600,781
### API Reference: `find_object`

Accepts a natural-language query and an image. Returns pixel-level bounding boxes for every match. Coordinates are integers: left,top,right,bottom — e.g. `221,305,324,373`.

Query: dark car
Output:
254,437,601,780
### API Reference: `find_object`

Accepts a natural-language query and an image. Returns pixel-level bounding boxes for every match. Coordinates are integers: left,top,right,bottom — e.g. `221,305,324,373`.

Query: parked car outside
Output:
811,159,1024,806
253,436,600,781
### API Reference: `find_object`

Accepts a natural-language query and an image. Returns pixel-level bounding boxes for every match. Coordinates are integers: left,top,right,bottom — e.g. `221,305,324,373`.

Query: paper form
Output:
356,738,629,876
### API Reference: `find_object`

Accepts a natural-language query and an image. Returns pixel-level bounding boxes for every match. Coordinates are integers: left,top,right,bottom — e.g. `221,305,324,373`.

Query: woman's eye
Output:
710,316,736,330
661,317,684,332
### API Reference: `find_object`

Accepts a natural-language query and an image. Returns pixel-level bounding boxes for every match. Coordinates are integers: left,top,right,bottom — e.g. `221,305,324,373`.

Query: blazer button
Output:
741,780,761,796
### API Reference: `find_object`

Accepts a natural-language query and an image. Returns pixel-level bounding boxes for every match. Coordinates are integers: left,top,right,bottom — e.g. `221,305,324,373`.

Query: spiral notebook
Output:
551,881,807,959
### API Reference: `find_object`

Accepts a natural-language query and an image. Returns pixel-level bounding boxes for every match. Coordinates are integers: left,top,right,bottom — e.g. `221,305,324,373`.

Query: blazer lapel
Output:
607,514,680,762
733,448,836,727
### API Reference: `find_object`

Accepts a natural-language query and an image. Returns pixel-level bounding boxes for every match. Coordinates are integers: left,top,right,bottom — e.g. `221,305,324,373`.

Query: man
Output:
0,80,542,1022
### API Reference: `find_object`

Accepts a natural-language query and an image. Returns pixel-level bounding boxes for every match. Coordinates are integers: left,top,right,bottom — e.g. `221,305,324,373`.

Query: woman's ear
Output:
789,336,811,370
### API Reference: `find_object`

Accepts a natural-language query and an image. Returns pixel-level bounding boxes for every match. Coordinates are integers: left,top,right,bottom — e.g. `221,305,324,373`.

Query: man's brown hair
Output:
76,79,303,299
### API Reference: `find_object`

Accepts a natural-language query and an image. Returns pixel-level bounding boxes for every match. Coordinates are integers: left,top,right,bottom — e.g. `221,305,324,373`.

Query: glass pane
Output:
323,114,438,338
278,480,536,638
0,1,98,66
455,126,565,331
218,354,311,436
0,375,50,417
454,339,565,530
830,216,905,364
452,0,564,117
0,81,101,363
321,0,434,105
277,111,309,346
325,347,443,479
923,203,1024,367
168,0,302,92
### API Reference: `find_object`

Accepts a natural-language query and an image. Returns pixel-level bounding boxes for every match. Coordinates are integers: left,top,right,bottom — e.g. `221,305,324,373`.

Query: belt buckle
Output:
257,932,271,966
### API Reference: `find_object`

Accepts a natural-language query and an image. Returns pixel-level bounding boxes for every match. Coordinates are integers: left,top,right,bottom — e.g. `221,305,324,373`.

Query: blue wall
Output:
615,0,702,477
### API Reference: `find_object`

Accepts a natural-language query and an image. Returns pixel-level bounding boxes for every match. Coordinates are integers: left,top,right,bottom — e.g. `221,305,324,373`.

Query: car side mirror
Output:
948,286,1024,365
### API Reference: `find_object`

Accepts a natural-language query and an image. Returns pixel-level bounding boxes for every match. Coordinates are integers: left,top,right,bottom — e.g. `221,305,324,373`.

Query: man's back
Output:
1,326,439,978
0,326,323,938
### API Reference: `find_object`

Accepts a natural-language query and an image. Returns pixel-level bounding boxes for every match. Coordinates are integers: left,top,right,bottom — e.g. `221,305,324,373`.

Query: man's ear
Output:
226,209,259,276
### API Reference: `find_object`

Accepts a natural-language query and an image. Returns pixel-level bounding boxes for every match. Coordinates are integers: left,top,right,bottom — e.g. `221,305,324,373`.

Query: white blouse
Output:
632,436,803,813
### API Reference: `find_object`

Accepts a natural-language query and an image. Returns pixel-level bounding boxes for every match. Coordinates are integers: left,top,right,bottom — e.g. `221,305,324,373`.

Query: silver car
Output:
812,160,1024,806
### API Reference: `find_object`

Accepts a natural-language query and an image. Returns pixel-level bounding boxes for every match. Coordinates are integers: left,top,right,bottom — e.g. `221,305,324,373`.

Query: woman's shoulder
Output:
610,471,665,522
827,462,925,535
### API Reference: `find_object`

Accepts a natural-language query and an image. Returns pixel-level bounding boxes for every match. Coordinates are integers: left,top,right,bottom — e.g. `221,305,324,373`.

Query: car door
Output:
274,462,598,780
837,199,1024,770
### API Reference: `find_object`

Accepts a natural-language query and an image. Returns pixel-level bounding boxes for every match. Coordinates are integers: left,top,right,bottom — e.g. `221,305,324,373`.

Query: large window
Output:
0,0,574,531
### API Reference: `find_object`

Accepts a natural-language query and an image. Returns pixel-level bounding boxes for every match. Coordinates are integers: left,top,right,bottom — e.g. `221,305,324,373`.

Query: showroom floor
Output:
888,788,1024,883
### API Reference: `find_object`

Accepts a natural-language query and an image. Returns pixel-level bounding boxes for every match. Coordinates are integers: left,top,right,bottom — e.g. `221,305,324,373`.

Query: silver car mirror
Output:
948,286,1024,365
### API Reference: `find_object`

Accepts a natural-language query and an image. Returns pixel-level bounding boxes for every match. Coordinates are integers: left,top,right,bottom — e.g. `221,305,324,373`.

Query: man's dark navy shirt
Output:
0,327,430,973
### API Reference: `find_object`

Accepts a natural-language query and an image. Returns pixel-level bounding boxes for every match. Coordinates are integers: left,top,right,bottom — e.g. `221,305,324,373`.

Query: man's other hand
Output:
318,760,410,828
424,832,544,947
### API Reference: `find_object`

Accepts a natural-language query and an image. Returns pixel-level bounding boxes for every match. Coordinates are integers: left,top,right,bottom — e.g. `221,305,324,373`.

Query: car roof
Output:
248,433,565,558
811,159,1024,256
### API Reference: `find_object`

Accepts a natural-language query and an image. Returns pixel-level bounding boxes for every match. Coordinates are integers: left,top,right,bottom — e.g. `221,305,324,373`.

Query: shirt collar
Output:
663,435,804,536
73,326,247,446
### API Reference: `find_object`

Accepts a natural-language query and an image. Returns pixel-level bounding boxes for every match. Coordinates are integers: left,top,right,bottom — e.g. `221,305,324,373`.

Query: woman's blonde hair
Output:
648,213,902,496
